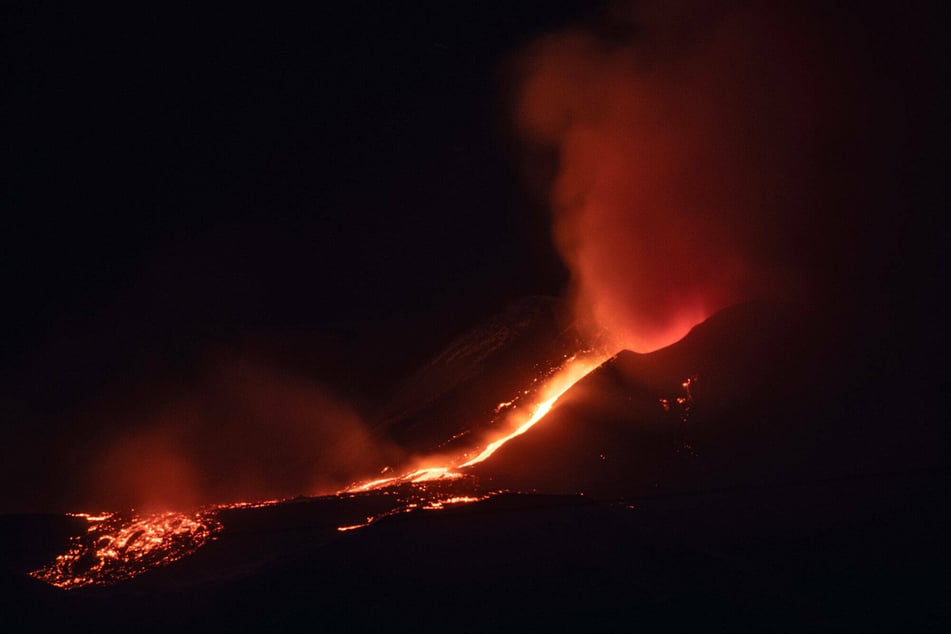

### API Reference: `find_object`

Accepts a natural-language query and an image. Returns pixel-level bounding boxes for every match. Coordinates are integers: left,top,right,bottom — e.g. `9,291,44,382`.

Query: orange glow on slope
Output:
341,350,612,493
345,467,466,493
329,352,612,532
35,349,614,587
32,500,288,589
337,492,492,532
31,510,222,589
459,353,608,467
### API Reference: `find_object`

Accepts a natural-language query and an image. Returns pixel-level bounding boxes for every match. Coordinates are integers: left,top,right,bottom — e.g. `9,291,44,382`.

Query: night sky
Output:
3,2,594,386
3,2,598,511
2,2,946,513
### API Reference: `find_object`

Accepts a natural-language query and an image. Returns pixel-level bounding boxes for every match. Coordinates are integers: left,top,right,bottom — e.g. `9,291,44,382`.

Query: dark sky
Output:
2,2,602,511
2,1,946,512
3,2,596,386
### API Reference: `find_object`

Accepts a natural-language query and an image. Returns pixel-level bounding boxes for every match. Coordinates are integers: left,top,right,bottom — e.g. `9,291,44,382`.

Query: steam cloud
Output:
514,1,907,352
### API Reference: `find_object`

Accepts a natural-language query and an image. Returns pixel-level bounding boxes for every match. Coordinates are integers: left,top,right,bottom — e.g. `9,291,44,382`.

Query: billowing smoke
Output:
514,1,908,352
85,356,402,511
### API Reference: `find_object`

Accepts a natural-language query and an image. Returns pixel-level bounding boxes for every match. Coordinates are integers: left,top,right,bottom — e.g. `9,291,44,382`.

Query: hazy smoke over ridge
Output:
85,356,402,511
514,1,909,352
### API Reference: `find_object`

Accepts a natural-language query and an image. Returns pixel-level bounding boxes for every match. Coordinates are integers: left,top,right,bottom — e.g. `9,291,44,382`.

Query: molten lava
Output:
341,350,612,493
33,349,613,589
459,353,608,467
32,510,222,589
337,487,492,532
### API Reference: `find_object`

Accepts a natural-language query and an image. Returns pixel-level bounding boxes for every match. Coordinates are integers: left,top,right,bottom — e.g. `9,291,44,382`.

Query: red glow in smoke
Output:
513,3,847,352
86,357,402,511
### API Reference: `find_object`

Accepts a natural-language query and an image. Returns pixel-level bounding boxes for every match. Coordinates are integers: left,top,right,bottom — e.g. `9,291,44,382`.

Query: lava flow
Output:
459,353,609,467
332,351,611,533
32,349,612,589
341,349,612,492
32,510,222,589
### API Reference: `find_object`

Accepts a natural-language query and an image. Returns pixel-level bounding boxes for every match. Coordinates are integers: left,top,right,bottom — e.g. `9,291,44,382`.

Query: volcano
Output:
371,295,585,455
4,0,946,630
2,299,947,631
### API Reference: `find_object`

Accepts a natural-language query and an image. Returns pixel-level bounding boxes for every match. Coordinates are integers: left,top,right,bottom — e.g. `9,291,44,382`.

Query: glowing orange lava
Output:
337,492,492,532
34,349,614,589
31,510,222,589
459,353,608,467
341,350,612,493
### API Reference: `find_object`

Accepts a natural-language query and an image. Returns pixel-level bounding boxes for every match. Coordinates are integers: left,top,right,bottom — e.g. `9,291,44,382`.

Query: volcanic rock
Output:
373,295,586,454
469,300,945,498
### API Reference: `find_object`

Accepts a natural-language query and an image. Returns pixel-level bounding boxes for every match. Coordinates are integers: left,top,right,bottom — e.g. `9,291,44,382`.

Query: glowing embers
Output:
659,376,697,422
31,509,222,589
336,480,496,532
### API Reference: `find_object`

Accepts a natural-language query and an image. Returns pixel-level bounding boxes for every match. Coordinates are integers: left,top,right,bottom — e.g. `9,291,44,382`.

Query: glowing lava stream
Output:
343,351,612,493
459,353,608,467
32,351,613,589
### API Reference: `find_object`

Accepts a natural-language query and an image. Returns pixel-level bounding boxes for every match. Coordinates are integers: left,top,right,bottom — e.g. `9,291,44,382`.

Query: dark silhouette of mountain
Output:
1,300,947,631
374,296,585,454
2,477,948,631
470,301,945,498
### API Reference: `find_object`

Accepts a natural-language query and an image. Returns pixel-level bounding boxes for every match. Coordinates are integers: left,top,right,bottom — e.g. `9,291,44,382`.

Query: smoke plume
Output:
86,355,402,511
514,1,910,352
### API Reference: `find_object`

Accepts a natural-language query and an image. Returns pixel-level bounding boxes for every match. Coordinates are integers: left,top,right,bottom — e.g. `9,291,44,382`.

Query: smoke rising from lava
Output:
87,356,402,511
513,1,909,352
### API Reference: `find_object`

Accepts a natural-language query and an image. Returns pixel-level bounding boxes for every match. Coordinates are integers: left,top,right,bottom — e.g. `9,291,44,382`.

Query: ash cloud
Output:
513,1,920,352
